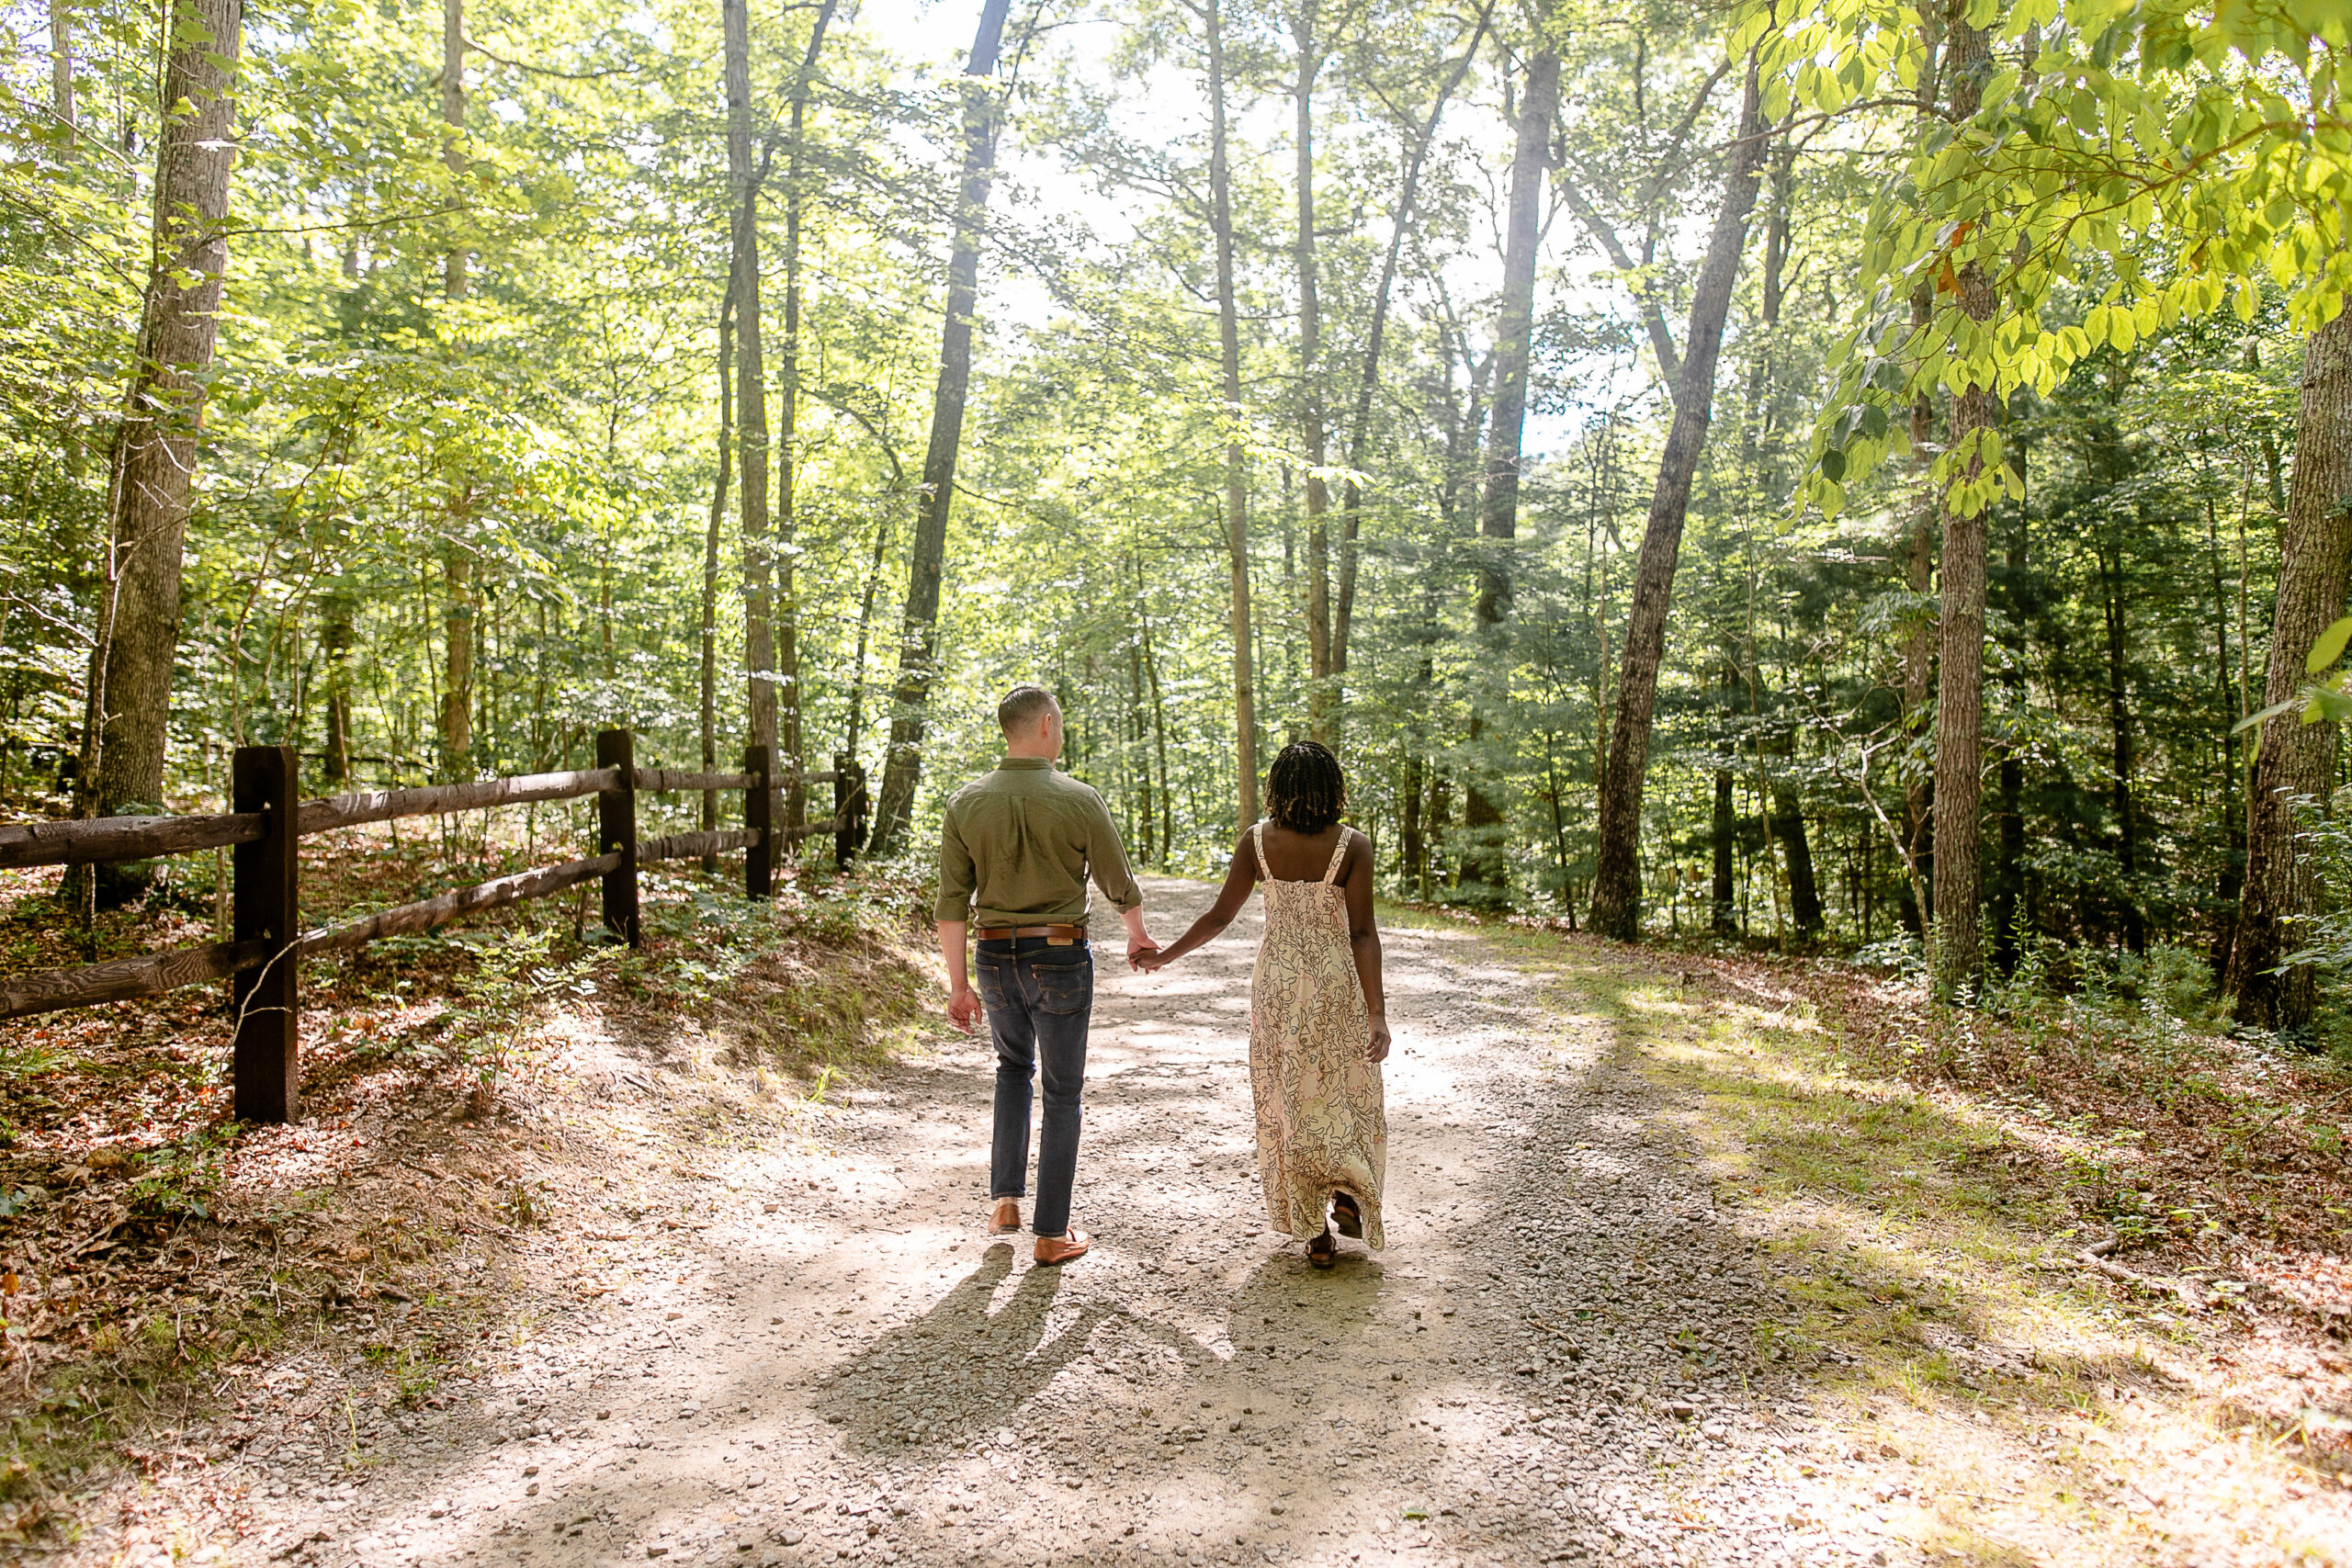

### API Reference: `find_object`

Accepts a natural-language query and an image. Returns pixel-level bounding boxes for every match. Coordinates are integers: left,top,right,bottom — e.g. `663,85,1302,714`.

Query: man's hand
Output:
1120,907,1159,971
947,986,983,1034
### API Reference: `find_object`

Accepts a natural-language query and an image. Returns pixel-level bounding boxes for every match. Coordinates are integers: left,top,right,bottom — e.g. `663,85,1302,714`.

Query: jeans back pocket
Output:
1028,959,1092,1016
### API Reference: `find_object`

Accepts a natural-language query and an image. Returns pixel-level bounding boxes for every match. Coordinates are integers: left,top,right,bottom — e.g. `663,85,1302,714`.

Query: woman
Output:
1138,740,1390,1268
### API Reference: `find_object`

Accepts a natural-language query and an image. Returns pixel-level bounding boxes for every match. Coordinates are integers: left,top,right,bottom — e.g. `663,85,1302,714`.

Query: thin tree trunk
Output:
774,1,837,833
1141,603,1172,865
1206,0,1259,831
866,0,1012,857
1331,5,1488,690
2228,306,2352,1032
321,591,355,785
724,0,777,832
443,0,467,298
49,0,74,130
1713,660,1736,932
1293,9,1331,739
1587,62,1769,940
79,0,243,855
2209,491,2245,979
1993,439,2027,966
702,285,736,869
2102,536,2144,952
1458,44,1561,902
440,527,474,776
1928,8,1996,1000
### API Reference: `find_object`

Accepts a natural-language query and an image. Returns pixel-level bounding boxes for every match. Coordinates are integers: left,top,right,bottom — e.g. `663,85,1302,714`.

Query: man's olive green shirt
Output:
934,758,1144,931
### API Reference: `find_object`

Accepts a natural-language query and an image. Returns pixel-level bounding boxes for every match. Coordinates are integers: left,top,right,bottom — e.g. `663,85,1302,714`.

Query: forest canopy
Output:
6,0,2351,1027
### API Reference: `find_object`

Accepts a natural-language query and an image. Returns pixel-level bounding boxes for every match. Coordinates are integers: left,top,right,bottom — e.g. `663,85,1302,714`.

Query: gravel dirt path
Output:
134,876,2347,1568
195,874,1857,1568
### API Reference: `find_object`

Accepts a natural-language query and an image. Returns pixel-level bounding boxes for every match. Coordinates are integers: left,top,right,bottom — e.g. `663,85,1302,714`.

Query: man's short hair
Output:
998,684,1059,736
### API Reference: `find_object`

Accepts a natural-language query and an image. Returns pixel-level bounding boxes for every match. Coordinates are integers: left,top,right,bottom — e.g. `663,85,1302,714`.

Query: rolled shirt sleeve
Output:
1081,788,1145,913
934,804,977,924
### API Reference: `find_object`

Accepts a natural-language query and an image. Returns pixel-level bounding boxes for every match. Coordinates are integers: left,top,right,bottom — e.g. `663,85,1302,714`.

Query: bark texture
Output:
723,0,776,812
1928,10,1996,999
1207,0,1259,831
2228,307,2352,1031
1457,43,1560,900
867,0,1011,857
1585,62,1768,940
82,0,243,830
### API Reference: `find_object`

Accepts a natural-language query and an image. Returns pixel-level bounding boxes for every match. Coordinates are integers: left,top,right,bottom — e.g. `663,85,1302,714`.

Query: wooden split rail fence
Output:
0,730,871,1122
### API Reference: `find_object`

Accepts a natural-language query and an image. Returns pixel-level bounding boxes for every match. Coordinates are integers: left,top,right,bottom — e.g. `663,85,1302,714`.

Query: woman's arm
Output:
1340,829,1390,1061
1135,830,1259,970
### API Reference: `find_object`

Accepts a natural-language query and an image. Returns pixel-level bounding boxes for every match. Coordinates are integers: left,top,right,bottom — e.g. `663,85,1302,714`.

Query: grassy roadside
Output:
1383,905,2352,1567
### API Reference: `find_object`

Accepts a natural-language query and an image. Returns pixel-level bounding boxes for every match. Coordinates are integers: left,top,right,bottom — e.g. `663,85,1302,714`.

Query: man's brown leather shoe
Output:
989,1197,1021,1235
1034,1229,1091,1265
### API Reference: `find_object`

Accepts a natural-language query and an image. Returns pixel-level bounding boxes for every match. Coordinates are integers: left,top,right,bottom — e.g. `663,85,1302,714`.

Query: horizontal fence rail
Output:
298,768,619,837
0,810,266,871
2,939,269,1021
639,828,763,863
0,729,870,1122
300,852,623,957
633,768,757,793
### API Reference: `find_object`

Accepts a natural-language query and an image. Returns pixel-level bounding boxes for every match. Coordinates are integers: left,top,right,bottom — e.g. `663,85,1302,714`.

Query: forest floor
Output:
1,870,2349,1568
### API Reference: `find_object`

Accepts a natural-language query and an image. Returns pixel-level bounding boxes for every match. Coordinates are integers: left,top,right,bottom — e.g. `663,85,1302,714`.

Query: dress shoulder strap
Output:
1321,829,1349,885
1251,820,1272,879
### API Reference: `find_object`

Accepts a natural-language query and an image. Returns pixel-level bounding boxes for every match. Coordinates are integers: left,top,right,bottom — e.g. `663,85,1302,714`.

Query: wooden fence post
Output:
834,752,868,869
596,729,639,946
232,745,300,1123
744,744,773,899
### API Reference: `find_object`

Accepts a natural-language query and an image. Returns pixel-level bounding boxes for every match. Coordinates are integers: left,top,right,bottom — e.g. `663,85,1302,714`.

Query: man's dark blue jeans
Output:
974,935,1094,1238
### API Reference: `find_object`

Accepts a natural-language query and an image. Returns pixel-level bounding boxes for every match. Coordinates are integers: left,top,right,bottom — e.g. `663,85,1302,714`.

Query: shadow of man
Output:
812,1242,1115,1455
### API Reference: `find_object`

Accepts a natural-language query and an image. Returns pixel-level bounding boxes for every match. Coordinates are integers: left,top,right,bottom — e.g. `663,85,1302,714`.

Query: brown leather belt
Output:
974,923,1086,945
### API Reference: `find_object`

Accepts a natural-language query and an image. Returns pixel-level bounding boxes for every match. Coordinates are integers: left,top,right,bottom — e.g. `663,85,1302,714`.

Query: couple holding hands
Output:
935,686,1391,1270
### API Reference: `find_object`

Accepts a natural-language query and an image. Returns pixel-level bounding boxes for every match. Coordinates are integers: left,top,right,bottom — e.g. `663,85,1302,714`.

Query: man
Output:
936,685,1158,1265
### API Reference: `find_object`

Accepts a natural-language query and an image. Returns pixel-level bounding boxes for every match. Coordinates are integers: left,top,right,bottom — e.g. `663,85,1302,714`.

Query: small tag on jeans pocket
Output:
1048,937,1074,945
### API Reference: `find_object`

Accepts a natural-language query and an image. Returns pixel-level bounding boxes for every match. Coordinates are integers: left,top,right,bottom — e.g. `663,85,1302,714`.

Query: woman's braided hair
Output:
1265,739,1347,834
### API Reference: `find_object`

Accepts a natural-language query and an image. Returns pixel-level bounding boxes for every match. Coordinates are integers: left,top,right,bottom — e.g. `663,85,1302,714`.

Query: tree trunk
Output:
2208,494,2244,979
440,534,474,774
1993,446,2027,967
1293,10,1331,739
724,0,776,831
1586,62,1768,941
1773,784,1824,936
443,0,467,298
774,1,836,834
866,0,1012,857
2102,536,2144,952
701,285,735,868
1330,6,1487,695
80,0,243,847
49,0,74,130
1457,44,1561,902
1897,292,1937,936
1713,661,1736,933
1928,9,1996,1001
1207,0,1259,832
2228,306,2352,1032
321,591,355,785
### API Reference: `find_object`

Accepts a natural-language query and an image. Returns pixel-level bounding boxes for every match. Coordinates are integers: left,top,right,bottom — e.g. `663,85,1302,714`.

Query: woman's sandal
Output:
1331,1192,1364,1241
1307,1232,1337,1269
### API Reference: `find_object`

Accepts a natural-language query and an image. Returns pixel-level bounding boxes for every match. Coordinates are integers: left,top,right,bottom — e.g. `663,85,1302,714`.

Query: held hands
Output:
1133,944,1176,974
1126,933,1162,972
946,986,983,1034
1367,1012,1392,1063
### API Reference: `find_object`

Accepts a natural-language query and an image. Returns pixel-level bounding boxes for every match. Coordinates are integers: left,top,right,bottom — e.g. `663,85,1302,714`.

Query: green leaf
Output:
1821,447,1847,482
2308,615,2352,675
